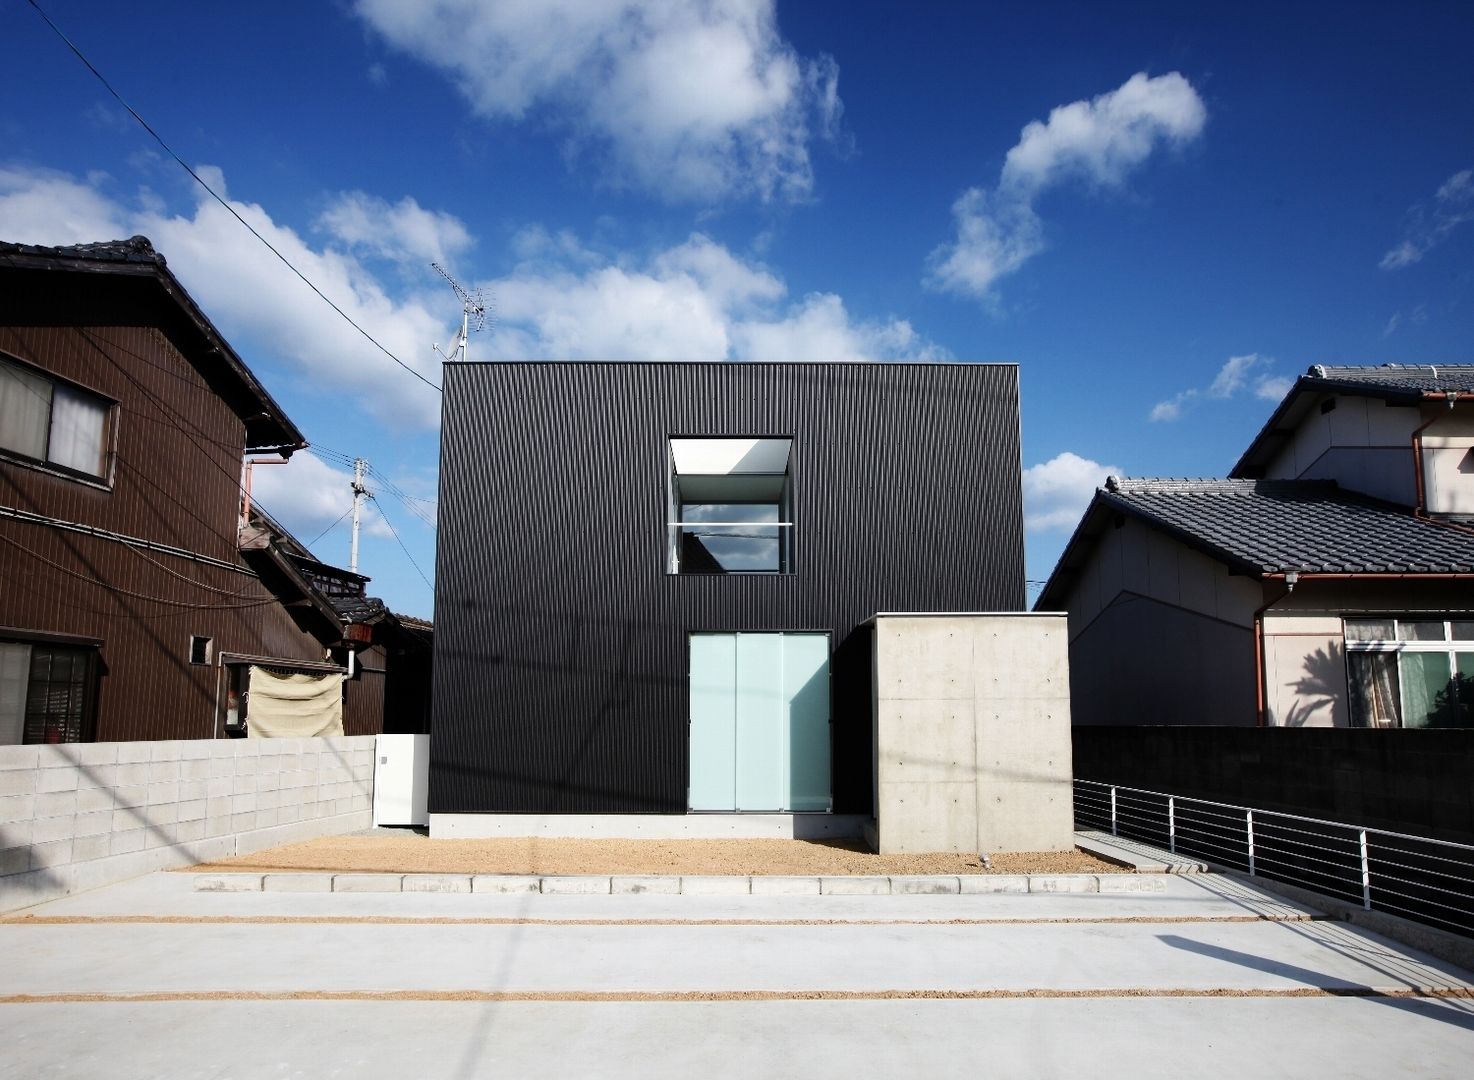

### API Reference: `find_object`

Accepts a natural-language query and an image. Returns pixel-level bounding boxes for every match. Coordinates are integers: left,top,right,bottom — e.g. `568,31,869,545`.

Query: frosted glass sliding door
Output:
688,634,737,810
688,632,830,812
783,633,832,812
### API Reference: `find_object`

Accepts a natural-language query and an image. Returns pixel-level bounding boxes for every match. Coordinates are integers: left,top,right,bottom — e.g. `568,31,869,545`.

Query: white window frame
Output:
666,436,795,576
1344,617,1473,728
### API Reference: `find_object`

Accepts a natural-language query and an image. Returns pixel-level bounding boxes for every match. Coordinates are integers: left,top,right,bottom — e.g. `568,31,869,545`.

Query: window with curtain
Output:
1344,618,1474,729
0,640,98,744
0,354,112,479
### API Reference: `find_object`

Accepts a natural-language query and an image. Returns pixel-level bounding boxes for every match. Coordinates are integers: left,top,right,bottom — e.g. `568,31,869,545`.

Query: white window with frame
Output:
1344,617,1474,729
666,437,794,575
0,353,113,480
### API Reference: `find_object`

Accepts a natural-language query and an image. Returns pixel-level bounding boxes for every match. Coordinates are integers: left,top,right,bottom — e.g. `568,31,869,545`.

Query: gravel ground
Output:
183,834,1126,876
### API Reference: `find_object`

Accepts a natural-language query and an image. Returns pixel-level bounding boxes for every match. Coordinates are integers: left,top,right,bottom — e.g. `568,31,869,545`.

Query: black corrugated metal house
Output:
430,361,1026,828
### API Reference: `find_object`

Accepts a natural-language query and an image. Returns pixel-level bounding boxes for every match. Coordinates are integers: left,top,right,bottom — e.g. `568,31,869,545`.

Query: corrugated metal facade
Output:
432,362,1026,816
0,323,359,741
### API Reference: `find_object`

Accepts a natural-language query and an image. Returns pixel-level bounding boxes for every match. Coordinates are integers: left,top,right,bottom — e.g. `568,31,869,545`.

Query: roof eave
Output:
0,242,307,453
1035,488,1271,611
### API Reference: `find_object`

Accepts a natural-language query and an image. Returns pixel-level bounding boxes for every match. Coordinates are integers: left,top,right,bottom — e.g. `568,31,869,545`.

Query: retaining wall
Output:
1073,726,1474,844
0,734,376,912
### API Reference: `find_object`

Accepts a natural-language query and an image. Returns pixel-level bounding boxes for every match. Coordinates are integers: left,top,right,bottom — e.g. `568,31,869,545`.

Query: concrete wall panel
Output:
873,615,1073,854
1074,726,1474,844
875,619,976,701
877,700,976,783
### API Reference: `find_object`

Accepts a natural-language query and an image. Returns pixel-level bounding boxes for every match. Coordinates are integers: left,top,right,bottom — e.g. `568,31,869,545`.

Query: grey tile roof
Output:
1306,363,1474,395
1101,477,1474,574
1233,363,1474,477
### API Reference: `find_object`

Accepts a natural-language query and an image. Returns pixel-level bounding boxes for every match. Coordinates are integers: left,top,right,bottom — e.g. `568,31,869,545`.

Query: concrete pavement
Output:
2,871,1473,1078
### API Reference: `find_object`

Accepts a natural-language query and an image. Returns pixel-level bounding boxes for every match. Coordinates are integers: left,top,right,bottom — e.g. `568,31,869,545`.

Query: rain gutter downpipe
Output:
1253,574,1296,728
1412,390,1468,515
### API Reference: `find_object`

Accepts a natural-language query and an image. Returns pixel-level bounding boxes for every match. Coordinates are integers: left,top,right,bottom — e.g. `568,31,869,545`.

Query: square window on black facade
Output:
667,438,793,575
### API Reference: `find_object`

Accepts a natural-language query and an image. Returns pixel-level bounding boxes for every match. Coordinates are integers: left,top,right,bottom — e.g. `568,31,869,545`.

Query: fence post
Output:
1359,830,1372,911
1110,786,1118,837
1168,795,1176,854
1247,810,1255,876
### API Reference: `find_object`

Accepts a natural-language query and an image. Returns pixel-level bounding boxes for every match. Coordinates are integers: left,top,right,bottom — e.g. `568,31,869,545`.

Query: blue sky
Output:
3,1,1473,616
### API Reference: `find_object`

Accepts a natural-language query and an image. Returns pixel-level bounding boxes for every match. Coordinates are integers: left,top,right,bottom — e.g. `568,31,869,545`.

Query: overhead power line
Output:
26,0,442,395
369,494,434,591
307,447,437,530
307,505,355,549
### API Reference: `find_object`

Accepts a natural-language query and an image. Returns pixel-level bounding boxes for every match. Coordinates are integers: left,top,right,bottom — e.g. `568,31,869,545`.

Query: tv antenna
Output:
431,262,489,363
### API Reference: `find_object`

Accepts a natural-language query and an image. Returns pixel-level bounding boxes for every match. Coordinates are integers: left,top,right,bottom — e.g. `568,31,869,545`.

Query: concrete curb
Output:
190,872,1167,895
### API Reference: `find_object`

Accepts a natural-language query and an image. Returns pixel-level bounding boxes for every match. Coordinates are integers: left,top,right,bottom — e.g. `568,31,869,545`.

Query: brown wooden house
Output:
0,236,411,744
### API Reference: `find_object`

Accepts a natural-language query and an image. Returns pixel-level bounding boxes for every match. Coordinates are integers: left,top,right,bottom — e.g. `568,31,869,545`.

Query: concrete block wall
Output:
872,614,1074,854
0,734,376,912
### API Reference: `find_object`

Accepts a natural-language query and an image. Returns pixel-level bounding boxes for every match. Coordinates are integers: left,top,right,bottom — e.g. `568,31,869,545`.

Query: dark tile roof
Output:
1307,363,1474,395
1102,477,1474,574
1233,363,1474,477
330,595,387,623
0,236,304,452
1037,476,1474,610
0,235,166,266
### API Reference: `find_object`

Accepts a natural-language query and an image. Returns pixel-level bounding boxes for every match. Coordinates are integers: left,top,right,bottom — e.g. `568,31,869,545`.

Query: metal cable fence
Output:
1075,779,1474,936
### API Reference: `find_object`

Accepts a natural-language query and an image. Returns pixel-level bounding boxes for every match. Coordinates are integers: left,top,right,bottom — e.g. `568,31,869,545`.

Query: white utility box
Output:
373,733,430,826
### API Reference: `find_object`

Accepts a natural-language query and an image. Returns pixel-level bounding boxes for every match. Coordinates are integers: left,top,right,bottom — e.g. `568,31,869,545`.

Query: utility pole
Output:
349,457,368,574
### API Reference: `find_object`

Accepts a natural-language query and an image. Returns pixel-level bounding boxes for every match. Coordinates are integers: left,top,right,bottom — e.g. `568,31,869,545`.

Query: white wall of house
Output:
1260,610,1347,727
1061,517,1262,726
1421,410,1474,517
1262,395,1421,505
1262,580,1474,727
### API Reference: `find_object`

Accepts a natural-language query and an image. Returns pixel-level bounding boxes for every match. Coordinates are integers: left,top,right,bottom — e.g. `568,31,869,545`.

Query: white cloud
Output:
730,292,948,362
0,165,127,243
1381,169,1474,270
1208,353,1263,398
1149,393,1192,423
1383,303,1429,338
1022,452,1119,532
1001,72,1206,193
927,72,1205,302
135,188,448,428
926,188,1043,301
1151,353,1290,421
352,0,842,203
317,192,472,267
250,453,392,551
1,164,943,433
483,231,948,362
0,163,450,428
1253,375,1293,401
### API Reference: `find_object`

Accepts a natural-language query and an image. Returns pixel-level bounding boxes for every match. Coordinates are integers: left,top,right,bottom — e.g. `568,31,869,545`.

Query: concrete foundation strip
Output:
175,872,1176,896
2,987,1471,1005
0,913,1325,927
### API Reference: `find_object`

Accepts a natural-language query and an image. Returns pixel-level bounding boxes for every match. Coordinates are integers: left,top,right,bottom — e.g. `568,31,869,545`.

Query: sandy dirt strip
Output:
180,835,1127,877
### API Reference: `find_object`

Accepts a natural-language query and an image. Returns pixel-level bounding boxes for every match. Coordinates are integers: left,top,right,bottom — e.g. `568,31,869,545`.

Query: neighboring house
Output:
1039,363,1474,729
0,236,423,744
238,504,433,738
430,361,1028,828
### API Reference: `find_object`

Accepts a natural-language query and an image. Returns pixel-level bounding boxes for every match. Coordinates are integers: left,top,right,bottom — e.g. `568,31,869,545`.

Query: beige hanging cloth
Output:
245,667,344,738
